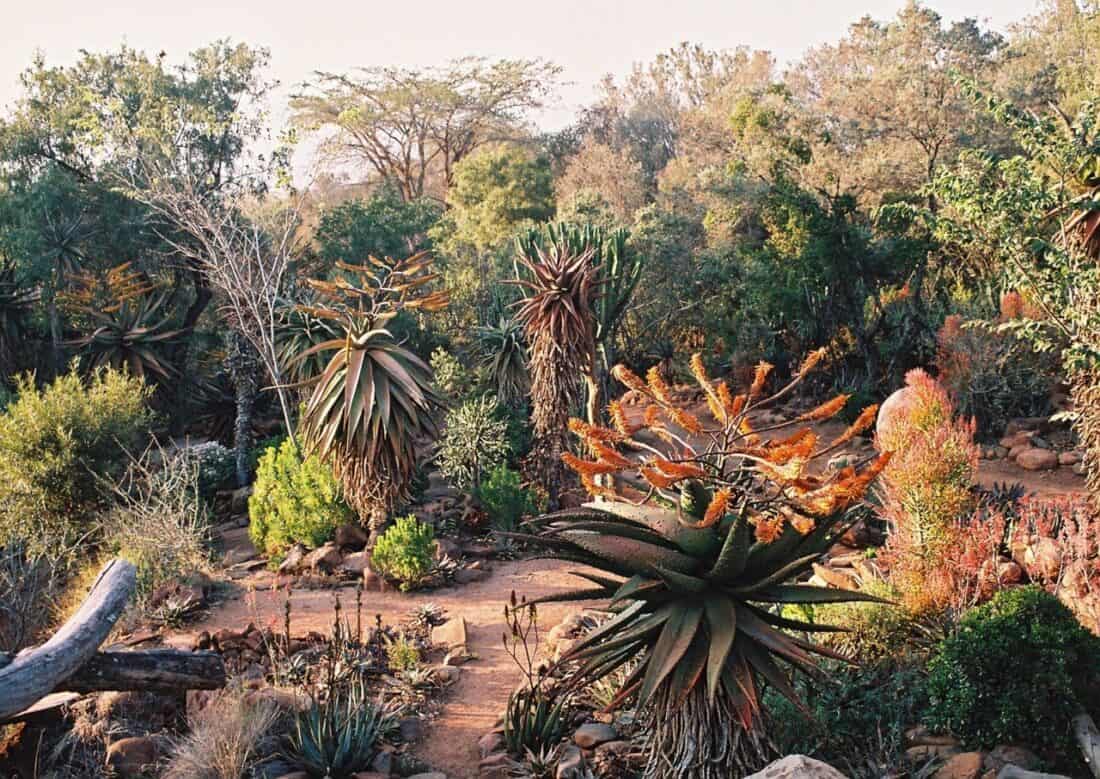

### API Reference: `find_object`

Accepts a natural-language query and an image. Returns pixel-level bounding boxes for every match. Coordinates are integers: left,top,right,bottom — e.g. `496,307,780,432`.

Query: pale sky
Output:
1,0,1042,137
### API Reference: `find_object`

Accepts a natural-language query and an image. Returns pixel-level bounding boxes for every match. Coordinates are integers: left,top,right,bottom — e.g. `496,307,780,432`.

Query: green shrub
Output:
475,464,538,532
804,578,916,662
0,367,153,550
766,660,927,779
170,441,236,502
370,515,436,591
430,346,477,400
438,395,511,490
385,634,420,672
248,439,354,558
925,586,1100,760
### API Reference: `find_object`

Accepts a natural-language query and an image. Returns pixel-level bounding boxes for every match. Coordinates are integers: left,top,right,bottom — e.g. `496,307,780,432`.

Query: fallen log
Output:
0,559,136,721
1074,712,1100,779
55,649,226,694
997,767,1071,779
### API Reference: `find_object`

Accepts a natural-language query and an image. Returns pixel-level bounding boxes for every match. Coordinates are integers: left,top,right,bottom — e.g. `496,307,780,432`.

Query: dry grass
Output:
164,688,280,779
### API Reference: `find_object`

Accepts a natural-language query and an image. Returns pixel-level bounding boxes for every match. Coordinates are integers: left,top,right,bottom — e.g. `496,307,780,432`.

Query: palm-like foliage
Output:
515,349,890,778
276,297,340,387
474,315,529,406
295,252,448,518
0,262,40,378
511,228,600,500
59,263,184,381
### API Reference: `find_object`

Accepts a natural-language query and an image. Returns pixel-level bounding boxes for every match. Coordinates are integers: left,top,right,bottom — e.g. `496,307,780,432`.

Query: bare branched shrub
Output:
164,688,280,779
0,540,72,652
103,444,212,606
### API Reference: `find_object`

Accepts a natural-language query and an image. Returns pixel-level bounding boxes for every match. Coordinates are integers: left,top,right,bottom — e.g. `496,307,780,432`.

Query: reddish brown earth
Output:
167,558,597,779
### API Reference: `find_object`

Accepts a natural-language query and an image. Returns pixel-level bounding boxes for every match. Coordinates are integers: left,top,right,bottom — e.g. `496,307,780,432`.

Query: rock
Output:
399,716,423,742
934,752,984,779
106,736,159,778
428,664,461,685
1074,462,1087,476
407,774,447,779
478,752,513,777
436,537,461,560
1059,451,1082,466
1016,448,1059,471
827,453,858,471
1000,432,1034,449
462,542,496,558
454,567,490,585
996,561,1024,585
1030,436,1052,450
745,755,848,779
230,485,253,515
277,544,307,574
351,773,387,779
244,687,310,712
1008,444,1030,461
478,731,505,759
907,744,962,762
224,547,258,566
335,523,369,551
370,748,394,775
985,746,1040,772
1006,417,1051,436
877,387,915,447
992,446,1009,459
1023,536,1063,581
556,745,586,779
340,550,372,575
431,617,468,652
595,740,633,758
303,542,342,573
906,726,960,747
573,722,618,748
811,563,858,591
275,773,310,779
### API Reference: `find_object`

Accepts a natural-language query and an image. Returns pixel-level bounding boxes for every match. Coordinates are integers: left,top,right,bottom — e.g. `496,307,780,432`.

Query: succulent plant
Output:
0,262,39,378
59,263,183,381
515,348,891,778
474,315,529,407
295,252,448,517
286,681,397,778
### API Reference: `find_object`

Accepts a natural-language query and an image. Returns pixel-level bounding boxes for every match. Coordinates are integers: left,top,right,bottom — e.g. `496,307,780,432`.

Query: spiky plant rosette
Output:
295,252,448,518
59,263,184,381
474,315,529,407
0,262,40,377
514,349,891,778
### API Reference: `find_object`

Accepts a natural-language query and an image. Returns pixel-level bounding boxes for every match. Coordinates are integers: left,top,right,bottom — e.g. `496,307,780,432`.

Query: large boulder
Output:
875,387,914,448
105,737,160,778
1016,447,1059,471
746,755,848,779
302,542,342,573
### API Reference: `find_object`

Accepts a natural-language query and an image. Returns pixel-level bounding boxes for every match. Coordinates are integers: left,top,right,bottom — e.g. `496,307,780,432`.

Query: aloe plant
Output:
295,252,448,519
287,681,396,778
0,262,39,378
516,348,890,778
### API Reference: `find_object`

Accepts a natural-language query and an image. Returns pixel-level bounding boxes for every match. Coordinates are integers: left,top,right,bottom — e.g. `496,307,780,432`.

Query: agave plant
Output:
474,315,529,407
515,349,891,778
59,263,184,382
286,681,397,778
295,252,448,520
0,262,40,378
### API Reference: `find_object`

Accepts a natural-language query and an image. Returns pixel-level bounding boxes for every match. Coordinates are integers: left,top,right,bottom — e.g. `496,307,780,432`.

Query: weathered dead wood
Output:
997,767,1071,779
1075,712,1100,779
56,649,226,694
0,559,135,720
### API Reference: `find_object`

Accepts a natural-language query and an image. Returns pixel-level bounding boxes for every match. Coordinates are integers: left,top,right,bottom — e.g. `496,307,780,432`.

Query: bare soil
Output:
167,558,597,779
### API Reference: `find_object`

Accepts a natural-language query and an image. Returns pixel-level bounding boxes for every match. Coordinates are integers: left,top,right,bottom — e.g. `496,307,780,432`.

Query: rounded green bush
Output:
925,586,1100,759
370,515,436,591
248,439,355,558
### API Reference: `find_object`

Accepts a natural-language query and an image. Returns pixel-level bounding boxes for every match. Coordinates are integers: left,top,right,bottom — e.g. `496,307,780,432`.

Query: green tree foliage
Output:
291,58,561,202
248,438,355,558
0,367,153,549
438,395,512,490
314,184,442,263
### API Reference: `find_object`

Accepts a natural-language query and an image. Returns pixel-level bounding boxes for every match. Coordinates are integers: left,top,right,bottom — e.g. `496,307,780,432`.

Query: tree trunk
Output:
0,560,135,721
53,649,225,695
225,330,259,487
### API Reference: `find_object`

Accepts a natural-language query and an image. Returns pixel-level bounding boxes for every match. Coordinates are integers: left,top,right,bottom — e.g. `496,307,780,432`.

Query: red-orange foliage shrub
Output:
877,369,979,613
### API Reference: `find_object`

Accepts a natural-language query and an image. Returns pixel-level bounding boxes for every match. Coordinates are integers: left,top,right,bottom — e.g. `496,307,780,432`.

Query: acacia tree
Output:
291,58,561,202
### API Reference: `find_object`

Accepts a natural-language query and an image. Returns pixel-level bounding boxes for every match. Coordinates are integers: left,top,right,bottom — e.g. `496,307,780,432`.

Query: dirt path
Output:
167,558,596,778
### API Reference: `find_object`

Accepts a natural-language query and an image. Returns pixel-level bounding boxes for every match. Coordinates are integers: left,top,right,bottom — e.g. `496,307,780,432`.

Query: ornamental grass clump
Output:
515,348,890,778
